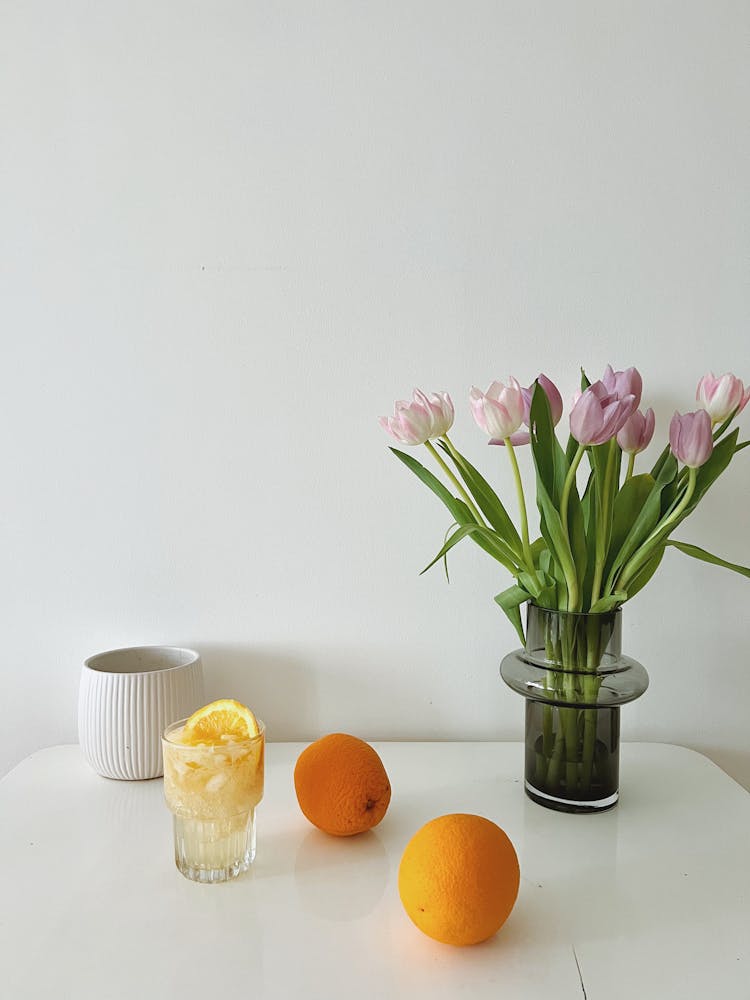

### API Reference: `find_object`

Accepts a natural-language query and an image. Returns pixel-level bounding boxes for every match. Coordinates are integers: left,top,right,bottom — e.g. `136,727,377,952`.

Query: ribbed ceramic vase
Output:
78,646,205,780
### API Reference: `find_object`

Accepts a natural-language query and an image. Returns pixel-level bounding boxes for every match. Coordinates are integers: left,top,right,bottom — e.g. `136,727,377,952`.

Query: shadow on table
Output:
292,828,390,921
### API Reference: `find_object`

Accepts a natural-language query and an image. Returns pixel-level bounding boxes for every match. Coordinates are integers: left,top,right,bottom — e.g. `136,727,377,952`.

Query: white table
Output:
0,743,747,999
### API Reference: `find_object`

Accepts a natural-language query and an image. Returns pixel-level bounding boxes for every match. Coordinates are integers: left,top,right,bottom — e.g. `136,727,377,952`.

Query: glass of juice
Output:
162,710,265,883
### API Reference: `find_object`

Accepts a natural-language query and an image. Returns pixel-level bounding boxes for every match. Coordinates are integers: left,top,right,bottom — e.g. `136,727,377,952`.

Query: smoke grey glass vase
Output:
500,604,649,813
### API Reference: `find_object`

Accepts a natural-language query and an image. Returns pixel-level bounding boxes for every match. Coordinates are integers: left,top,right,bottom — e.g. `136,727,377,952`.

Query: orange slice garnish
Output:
182,699,260,745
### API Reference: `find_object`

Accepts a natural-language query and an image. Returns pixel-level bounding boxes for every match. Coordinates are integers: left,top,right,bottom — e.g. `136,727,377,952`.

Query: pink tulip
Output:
569,381,636,446
617,407,655,455
490,373,563,446
413,389,455,438
379,388,454,445
669,410,713,468
696,372,750,423
534,374,564,420
470,378,525,441
601,365,642,417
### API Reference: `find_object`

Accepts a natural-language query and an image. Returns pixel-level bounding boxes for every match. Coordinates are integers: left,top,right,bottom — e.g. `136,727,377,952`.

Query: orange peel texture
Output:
294,733,391,836
398,813,520,946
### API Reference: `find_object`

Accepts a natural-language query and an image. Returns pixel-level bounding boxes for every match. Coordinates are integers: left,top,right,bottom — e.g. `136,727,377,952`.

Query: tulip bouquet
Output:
380,369,750,807
380,368,750,642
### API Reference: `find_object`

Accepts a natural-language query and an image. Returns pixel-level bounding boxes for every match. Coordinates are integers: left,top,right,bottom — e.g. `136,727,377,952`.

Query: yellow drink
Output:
162,718,265,882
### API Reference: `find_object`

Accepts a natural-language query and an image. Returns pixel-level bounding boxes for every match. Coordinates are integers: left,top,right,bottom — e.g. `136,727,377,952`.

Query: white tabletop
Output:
0,742,747,999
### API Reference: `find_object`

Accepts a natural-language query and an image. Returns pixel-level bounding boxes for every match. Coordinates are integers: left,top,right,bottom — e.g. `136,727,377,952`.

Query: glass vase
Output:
500,604,648,813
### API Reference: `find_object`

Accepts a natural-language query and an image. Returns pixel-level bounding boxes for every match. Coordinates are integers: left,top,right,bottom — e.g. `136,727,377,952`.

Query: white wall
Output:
2,1,749,786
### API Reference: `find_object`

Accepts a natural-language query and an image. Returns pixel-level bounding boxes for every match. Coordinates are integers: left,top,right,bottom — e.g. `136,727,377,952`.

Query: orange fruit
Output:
398,813,520,946
181,699,260,745
294,733,391,836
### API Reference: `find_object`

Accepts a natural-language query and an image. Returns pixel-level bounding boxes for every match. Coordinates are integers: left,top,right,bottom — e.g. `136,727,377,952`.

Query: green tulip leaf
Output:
604,476,668,592
650,444,672,481
529,536,548,566
580,470,595,532
540,546,568,608
587,440,622,558
517,569,555,606
419,523,481,576
528,384,583,606
390,448,475,523
624,543,665,600
436,443,523,556
605,474,655,580
581,474,599,608
530,383,568,503
439,523,459,582
712,411,738,441
494,584,530,646
589,591,628,614
666,540,750,579
689,429,740,512
567,488,588,591
390,447,516,568
655,453,678,486
419,522,519,577
534,476,579,609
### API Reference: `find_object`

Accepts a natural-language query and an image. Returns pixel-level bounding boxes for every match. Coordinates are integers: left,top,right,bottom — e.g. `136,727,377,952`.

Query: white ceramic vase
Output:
78,645,205,780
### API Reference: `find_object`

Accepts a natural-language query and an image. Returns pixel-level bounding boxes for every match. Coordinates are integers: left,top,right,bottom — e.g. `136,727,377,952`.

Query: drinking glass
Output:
162,718,265,883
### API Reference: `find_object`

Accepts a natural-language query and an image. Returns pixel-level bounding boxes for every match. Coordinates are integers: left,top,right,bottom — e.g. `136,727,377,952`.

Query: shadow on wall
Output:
698,746,750,793
196,644,319,741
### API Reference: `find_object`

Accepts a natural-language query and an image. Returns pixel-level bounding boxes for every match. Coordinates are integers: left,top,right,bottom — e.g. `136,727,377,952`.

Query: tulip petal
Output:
490,431,531,447
697,372,747,423
670,409,713,467
471,379,525,439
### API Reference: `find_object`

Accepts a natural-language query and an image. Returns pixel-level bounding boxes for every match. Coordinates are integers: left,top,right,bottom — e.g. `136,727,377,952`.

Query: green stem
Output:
561,694,579,795
424,440,485,524
580,667,602,792
591,561,605,610
559,443,585,612
560,444,585,540
546,721,566,789
618,466,698,591
625,452,636,482
533,615,610,800
591,439,618,605
542,702,554,757
580,708,597,793
504,438,539,582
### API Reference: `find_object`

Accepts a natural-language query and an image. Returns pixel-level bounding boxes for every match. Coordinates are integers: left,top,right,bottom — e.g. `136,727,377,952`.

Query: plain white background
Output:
1,1,748,786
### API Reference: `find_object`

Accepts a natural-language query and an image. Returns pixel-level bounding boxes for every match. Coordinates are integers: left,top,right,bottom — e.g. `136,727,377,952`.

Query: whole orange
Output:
294,733,391,836
398,813,520,946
